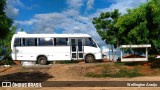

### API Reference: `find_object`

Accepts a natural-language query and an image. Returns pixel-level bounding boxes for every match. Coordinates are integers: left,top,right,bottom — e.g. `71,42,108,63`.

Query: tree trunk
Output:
111,45,115,62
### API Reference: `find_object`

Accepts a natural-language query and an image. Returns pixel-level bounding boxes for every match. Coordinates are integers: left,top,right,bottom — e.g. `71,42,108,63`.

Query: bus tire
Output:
37,56,47,65
85,55,95,63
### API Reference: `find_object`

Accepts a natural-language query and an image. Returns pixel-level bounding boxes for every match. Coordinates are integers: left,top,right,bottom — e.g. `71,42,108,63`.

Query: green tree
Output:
0,26,16,56
92,9,121,60
0,26,15,65
93,0,160,55
115,0,160,54
115,4,149,54
0,0,12,39
145,0,160,54
0,0,14,64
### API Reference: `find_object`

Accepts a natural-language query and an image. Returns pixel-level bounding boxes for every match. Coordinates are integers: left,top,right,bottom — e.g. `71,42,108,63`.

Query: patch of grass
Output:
114,62,124,67
114,69,143,78
96,64,111,68
85,68,143,78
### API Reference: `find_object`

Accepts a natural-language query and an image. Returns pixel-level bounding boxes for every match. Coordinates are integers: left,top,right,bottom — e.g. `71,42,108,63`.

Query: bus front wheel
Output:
37,56,47,65
85,55,95,63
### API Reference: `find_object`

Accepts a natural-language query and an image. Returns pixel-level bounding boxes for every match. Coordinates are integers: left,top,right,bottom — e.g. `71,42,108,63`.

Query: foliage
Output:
116,0,160,54
0,0,13,39
0,26,16,55
145,0,160,54
116,4,149,54
93,0,160,55
0,55,14,65
0,26,16,64
0,0,14,64
92,9,121,48
92,9,121,60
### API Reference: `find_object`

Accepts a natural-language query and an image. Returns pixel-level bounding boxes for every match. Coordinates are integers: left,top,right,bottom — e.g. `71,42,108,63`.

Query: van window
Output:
38,38,53,46
14,38,21,47
54,38,68,46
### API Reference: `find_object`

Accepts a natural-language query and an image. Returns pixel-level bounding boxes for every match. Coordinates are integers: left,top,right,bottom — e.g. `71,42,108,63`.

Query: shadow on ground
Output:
150,60,160,68
0,71,54,82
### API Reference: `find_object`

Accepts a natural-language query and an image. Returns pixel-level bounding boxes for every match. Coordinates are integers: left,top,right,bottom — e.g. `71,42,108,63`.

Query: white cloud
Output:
62,9,79,17
66,0,83,10
87,0,147,28
14,19,37,25
5,0,21,19
5,0,39,19
7,0,25,7
14,10,105,45
87,0,94,10
97,0,146,14
13,0,147,46
5,6,19,19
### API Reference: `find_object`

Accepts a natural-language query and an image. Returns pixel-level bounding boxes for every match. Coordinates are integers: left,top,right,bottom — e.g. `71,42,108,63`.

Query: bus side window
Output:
22,38,28,46
54,38,68,46
14,38,21,47
38,38,53,46
25,38,37,46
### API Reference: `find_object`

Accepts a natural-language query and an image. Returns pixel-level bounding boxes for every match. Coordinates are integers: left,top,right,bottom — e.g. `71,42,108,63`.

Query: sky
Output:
5,0,147,47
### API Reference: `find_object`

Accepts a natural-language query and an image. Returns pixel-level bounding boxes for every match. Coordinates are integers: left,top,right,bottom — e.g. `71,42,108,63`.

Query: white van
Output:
11,32,103,65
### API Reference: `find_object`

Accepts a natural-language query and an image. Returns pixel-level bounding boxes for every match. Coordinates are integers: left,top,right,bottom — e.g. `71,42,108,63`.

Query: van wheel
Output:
37,56,47,65
85,55,95,63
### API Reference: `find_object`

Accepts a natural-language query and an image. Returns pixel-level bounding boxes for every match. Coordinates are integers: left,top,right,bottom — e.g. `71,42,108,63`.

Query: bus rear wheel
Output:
85,55,95,63
37,56,47,65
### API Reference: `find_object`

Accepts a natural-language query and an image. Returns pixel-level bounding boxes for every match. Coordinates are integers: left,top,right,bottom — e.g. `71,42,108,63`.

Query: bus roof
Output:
14,32,91,38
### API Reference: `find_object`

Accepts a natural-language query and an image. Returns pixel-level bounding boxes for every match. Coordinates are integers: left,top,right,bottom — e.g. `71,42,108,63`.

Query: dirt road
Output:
0,62,160,90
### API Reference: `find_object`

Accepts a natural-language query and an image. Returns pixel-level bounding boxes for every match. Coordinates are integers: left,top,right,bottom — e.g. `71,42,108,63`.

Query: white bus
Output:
11,32,103,65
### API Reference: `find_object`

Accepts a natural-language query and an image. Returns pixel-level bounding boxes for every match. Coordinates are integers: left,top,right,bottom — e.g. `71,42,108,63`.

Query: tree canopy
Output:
0,0,14,62
92,9,121,60
0,26,16,56
93,0,160,55
92,9,121,48
0,0,12,39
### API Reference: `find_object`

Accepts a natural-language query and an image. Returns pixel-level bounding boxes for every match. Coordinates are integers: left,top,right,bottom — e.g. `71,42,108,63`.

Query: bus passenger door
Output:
71,38,83,60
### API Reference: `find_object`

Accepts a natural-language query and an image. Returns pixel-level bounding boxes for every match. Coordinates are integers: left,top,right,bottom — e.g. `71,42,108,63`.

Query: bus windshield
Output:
85,38,97,47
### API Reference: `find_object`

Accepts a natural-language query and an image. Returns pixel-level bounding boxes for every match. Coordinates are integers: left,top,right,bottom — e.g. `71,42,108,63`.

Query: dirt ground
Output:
0,62,160,90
